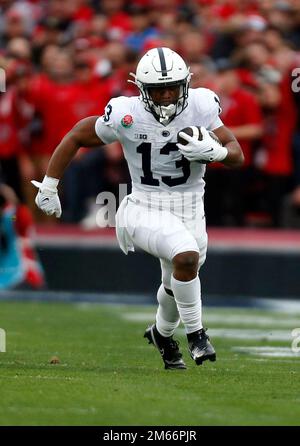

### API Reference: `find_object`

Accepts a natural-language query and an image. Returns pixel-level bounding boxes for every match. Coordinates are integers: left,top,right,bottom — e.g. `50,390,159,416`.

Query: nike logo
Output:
41,197,50,203
203,148,214,153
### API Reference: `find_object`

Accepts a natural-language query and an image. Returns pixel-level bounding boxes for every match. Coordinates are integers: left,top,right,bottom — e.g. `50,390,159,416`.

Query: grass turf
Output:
0,301,300,426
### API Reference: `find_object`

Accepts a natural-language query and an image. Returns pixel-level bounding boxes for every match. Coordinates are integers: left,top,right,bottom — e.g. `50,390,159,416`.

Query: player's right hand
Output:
177,127,228,163
31,176,62,218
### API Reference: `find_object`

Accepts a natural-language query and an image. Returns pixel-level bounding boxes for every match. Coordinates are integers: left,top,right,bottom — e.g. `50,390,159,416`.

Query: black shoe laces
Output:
169,339,180,351
190,329,210,348
163,338,182,358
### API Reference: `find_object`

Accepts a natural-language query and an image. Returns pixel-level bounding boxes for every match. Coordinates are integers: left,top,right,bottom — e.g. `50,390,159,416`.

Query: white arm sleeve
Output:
95,117,118,144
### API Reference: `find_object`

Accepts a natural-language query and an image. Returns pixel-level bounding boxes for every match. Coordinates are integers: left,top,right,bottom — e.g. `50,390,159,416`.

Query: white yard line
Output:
120,309,300,358
177,328,296,341
0,375,82,381
121,311,300,327
202,314,300,327
121,313,155,322
232,346,300,358
2,406,97,414
251,298,300,314
121,311,299,341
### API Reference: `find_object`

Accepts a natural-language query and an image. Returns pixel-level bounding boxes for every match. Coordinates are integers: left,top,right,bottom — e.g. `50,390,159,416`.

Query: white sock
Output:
170,275,203,334
155,284,180,337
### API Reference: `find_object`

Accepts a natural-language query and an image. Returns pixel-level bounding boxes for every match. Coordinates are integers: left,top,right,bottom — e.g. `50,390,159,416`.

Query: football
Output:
177,126,221,146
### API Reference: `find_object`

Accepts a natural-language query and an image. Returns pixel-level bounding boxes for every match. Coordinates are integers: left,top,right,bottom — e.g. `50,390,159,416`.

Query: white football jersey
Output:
95,87,223,207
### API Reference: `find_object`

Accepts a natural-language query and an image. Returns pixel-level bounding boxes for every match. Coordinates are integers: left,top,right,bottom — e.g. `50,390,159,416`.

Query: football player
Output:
32,48,244,369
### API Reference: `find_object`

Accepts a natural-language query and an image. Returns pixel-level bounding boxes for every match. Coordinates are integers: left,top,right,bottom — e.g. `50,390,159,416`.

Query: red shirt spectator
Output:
0,88,21,158
211,66,263,167
220,87,263,166
72,1,94,23
261,74,296,176
30,75,78,154
70,77,112,122
101,3,132,41
108,12,132,40
30,65,112,155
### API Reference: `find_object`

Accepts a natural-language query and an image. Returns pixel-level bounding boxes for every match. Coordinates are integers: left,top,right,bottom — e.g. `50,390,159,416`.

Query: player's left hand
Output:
177,126,228,163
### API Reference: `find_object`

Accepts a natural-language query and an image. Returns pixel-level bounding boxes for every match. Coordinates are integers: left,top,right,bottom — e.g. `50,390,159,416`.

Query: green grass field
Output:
1,300,300,426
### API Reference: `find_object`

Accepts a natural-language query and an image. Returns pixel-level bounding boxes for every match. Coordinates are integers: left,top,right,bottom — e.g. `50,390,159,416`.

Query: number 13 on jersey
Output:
137,142,190,187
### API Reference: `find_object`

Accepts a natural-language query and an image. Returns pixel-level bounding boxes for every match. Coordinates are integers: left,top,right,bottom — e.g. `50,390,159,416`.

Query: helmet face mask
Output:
129,47,191,125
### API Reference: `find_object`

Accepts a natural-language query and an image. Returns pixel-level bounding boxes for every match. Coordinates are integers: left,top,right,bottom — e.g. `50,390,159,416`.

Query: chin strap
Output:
155,104,177,125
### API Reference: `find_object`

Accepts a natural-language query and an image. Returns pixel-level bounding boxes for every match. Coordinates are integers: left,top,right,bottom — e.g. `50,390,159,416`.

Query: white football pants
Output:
116,194,208,336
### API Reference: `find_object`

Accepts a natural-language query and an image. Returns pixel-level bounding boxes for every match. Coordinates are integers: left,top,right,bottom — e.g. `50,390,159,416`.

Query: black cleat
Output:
187,328,216,365
144,324,187,370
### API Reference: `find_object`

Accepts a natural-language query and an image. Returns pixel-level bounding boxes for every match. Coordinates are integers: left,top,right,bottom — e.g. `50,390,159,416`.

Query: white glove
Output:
31,176,62,218
177,126,228,163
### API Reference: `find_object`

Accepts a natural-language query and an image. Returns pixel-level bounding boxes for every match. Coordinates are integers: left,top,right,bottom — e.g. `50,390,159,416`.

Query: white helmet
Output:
129,47,191,125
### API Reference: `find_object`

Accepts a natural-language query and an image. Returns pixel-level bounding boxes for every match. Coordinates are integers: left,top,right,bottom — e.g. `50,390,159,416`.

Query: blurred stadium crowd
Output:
1,0,300,228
